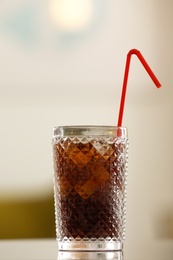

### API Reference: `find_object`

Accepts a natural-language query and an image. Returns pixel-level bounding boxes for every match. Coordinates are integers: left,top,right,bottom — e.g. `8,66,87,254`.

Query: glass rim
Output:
53,125,128,138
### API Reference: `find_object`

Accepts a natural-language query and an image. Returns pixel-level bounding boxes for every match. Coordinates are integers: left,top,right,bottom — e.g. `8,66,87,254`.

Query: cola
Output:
53,136,128,241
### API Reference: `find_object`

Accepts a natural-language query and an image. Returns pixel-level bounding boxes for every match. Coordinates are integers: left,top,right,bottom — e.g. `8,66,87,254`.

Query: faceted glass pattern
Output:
53,128,128,251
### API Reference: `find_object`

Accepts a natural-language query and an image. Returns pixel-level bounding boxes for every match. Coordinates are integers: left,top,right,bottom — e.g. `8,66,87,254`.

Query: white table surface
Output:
0,238,173,260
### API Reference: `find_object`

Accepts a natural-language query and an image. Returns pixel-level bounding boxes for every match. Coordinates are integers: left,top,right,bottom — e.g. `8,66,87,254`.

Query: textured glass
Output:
52,126,128,251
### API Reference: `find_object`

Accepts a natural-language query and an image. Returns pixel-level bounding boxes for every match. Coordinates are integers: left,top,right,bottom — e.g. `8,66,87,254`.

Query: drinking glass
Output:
52,126,128,251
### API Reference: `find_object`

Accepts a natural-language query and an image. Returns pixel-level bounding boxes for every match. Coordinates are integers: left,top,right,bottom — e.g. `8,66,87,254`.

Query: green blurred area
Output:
0,194,55,239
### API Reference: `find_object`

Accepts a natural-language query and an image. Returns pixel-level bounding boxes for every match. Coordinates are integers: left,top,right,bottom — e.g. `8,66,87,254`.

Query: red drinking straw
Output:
117,49,161,126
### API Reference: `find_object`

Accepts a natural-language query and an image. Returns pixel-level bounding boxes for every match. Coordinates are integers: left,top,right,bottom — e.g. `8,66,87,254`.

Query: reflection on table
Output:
57,251,123,260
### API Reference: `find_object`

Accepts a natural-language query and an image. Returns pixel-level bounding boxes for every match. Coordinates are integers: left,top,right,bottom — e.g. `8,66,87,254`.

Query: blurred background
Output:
0,0,173,256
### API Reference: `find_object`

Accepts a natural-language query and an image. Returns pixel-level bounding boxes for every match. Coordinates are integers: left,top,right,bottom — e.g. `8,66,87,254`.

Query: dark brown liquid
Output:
53,137,127,239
